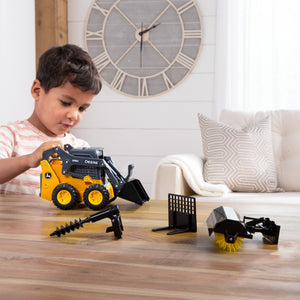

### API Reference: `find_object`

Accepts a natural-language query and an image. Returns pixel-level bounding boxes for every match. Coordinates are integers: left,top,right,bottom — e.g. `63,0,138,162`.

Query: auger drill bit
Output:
50,205,123,239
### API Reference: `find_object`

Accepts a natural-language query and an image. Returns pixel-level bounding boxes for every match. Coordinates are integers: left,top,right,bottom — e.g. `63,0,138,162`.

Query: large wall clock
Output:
85,0,202,98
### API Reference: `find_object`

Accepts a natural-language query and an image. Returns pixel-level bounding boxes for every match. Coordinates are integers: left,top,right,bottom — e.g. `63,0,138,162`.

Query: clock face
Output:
85,0,202,97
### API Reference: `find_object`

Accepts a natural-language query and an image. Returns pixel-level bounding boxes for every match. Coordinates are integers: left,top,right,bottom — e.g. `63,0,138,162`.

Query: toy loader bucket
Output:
117,179,149,205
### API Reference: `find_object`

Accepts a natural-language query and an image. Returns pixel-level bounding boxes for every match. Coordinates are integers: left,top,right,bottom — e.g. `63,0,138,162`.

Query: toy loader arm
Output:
42,146,83,176
105,156,134,181
42,146,63,161
42,145,105,177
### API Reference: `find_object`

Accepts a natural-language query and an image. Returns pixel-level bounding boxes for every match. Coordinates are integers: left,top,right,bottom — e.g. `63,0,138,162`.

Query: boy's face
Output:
30,80,94,137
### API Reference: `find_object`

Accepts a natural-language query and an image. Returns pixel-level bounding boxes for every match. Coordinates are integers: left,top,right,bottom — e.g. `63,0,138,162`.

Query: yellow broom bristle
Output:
214,232,244,252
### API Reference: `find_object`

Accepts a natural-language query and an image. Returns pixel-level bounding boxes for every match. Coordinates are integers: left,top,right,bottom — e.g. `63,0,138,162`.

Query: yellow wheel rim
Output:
57,190,71,205
88,190,103,205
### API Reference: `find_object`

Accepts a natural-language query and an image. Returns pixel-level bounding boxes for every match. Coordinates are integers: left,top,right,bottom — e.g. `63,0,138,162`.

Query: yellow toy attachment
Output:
214,232,244,252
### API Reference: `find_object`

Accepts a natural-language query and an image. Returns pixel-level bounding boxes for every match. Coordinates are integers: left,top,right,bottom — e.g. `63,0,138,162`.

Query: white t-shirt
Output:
0,120,89,195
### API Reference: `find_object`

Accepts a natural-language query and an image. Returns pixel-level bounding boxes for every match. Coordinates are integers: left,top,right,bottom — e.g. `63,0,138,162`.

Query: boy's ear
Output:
31,80,42,100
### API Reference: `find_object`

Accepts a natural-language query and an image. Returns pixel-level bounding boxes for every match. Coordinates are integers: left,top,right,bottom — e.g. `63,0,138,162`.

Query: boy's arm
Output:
0,141,62,184
0,155,33,184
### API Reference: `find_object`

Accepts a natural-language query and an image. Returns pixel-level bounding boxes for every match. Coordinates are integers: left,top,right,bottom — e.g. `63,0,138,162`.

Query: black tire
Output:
83,184,109,210
52,184,78,210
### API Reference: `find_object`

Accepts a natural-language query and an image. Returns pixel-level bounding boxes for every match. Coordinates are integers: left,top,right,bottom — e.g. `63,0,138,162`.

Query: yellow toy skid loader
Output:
40,144,149,210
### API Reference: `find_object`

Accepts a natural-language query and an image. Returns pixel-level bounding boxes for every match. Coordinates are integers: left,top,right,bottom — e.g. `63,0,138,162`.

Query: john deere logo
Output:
45,172,52,179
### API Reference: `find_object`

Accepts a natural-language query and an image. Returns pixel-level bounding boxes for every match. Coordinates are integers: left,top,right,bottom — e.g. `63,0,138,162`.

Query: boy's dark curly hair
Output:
36,44,102,94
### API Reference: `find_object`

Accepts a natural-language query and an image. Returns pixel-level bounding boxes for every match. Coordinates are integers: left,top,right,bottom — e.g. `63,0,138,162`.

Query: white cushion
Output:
220,110,300,191
198,113,279,192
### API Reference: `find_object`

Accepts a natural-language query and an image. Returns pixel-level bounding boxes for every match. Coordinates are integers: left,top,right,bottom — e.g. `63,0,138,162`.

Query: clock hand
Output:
139,23,160,36
140,23,143,68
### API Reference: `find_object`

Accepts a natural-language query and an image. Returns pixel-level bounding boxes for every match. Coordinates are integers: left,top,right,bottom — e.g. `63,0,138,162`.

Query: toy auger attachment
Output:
50,205,123,239
207,206,280,252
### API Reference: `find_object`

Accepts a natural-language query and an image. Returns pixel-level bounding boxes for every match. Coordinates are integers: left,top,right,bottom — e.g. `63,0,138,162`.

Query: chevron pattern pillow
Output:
198,114,279,192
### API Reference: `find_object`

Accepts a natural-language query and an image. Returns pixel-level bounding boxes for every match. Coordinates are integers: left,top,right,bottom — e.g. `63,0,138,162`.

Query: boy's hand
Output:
28,141,62,168
0,141,63,185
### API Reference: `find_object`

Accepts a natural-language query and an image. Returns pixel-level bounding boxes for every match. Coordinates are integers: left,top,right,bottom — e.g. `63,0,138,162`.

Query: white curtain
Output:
213,0,300,118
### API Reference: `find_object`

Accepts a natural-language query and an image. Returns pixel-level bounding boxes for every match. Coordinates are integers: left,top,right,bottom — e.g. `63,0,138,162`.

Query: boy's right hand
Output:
28,141,62,168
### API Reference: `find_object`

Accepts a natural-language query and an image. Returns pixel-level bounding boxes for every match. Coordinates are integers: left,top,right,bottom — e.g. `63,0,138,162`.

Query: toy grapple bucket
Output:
118,179,149,205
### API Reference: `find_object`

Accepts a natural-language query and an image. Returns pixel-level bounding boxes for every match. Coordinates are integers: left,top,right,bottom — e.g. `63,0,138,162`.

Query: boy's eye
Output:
60,100,88,112
79,107,87,112
61,100,71,107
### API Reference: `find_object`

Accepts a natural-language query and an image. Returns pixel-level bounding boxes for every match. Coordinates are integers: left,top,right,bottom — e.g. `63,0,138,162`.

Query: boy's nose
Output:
67,109,79,120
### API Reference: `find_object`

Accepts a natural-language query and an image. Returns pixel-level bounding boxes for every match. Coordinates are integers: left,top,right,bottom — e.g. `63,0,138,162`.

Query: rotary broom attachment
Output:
50,205,123,239
207,206,280,252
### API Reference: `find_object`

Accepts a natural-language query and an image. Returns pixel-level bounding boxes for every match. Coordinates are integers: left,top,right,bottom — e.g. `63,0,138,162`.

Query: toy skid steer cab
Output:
40,144,149,210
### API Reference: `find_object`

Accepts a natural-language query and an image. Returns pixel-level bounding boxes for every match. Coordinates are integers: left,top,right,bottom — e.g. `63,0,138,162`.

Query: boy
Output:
0,44,102,195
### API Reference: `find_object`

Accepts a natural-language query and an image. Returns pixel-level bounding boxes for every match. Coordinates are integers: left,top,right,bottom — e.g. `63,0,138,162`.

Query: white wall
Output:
0,0,35,125
68,0,217,195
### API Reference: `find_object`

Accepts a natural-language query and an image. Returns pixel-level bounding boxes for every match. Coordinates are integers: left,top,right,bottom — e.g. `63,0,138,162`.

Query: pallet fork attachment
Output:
152,194,197,235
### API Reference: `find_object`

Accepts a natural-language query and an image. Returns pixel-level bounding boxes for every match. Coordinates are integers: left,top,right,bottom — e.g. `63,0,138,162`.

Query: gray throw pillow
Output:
198,114,279,192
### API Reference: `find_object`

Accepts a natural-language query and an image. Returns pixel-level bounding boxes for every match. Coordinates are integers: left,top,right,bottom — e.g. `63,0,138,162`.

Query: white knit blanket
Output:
154,153,231,197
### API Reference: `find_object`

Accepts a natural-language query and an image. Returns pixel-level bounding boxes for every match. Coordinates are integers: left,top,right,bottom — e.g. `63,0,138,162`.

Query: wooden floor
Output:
1,194,300,299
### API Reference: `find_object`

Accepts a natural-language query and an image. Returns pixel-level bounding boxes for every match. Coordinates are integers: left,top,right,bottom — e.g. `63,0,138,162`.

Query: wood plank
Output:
35,0,68,68
0,194,300,299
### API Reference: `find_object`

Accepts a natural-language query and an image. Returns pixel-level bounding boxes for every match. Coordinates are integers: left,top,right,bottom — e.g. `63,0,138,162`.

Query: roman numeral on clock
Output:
86,30,104,41
184,30,202,39
93,52,110,72
92,2,108,16
162,72,174,89
176,53,194,69
111,70,126,91
138,78,149,97
177,0,194,15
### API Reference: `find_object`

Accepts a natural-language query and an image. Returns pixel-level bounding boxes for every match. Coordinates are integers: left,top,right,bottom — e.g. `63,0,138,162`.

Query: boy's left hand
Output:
28,141,62,168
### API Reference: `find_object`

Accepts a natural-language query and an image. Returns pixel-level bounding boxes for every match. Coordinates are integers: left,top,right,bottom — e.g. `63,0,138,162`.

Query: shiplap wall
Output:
0,0,35,125
68,0,216,196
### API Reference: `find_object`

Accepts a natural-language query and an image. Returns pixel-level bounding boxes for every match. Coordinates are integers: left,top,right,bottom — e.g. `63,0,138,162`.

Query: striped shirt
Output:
0,120,89,195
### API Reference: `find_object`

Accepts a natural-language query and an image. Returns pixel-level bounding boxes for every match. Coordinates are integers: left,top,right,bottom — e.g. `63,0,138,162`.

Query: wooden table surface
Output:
0,194,300,300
